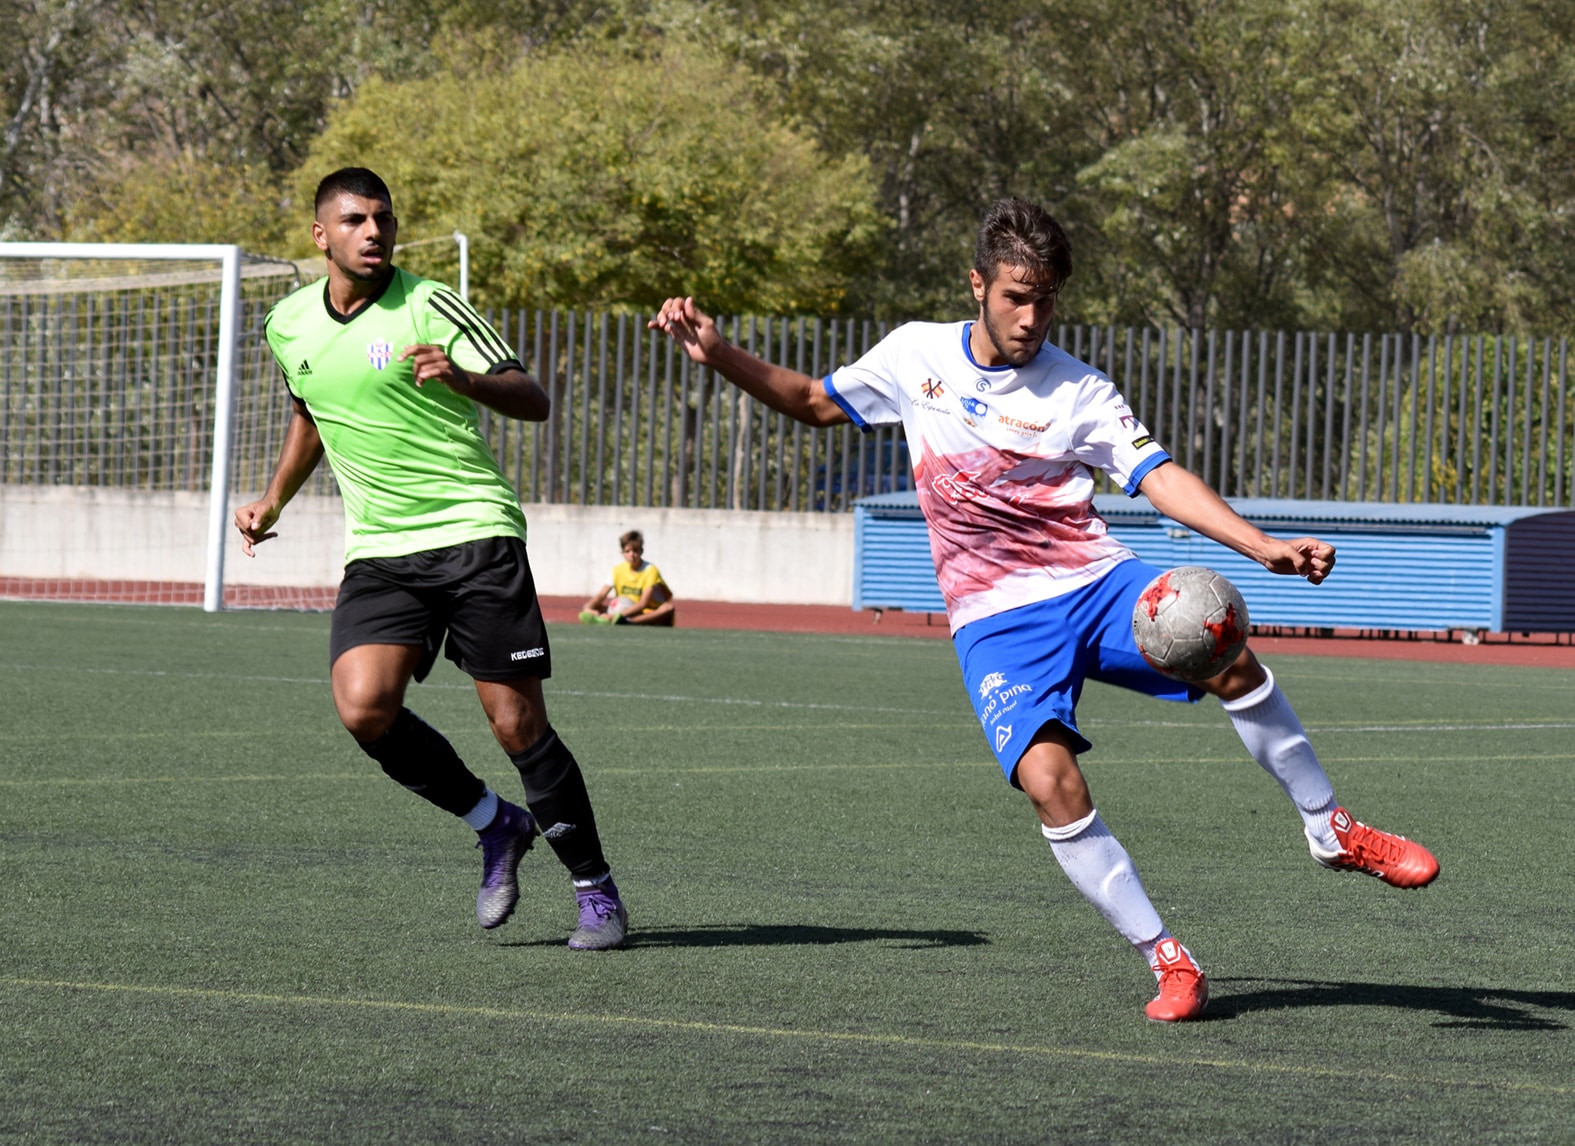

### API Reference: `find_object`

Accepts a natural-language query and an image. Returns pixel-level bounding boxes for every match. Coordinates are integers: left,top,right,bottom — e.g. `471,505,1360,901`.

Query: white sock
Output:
461,788,500,831
1221,667,1338,851
1041,810,1165,955
1135,932,1181,979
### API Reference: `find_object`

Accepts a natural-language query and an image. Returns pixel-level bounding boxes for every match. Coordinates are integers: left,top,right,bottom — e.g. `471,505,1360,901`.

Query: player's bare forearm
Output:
710,342,848,428
400,345,549,421
448,366,551,421
1138,461,1335,583
235,402,323,556
650,296,848,428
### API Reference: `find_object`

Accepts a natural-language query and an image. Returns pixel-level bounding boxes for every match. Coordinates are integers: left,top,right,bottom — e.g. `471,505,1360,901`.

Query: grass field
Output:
3,599,1573,1143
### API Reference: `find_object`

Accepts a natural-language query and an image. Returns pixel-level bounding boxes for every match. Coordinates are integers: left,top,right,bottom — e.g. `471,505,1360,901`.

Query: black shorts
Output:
330,536,552,682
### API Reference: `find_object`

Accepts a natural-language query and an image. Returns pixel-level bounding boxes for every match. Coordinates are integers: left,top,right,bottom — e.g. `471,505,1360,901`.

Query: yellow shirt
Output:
611,561,671,614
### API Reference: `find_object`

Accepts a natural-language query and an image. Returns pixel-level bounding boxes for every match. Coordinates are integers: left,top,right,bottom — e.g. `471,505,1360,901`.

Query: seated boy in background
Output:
580,530,677,626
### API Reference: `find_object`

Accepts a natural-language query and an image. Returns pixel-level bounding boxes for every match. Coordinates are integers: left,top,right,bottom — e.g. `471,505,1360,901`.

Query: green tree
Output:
1295,0,1575,336
13,0,1575,338
61,153,291,249
293,42,884,314
14,0,611,240
1058,0,1334,331
1,0,117,233
687,0,1083,320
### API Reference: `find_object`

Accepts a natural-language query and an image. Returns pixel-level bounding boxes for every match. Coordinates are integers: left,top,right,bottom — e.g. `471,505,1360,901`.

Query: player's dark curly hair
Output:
314,167,392,213
973,198,1071,289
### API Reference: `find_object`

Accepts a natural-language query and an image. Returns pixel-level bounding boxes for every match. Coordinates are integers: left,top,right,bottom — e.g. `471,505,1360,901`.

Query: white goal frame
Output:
0,242,243,611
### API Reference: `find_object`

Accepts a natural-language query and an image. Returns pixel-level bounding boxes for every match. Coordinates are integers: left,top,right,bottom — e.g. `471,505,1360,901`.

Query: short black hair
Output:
619,530,644,549
314,167,392,214
973,198,1071,289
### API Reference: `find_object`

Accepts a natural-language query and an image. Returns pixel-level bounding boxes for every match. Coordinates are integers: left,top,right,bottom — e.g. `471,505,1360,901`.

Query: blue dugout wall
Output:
852,492,1575,635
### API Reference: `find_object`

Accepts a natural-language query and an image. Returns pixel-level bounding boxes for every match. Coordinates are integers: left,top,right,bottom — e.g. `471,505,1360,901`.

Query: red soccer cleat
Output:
1145,938,1209,1022
1310,807,1440,889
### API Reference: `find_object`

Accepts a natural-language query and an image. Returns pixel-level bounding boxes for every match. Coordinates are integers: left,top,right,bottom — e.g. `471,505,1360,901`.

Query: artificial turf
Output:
2,600,1572,1142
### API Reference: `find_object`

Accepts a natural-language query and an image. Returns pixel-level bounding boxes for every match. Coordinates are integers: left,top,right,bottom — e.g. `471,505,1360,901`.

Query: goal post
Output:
0,242,323,611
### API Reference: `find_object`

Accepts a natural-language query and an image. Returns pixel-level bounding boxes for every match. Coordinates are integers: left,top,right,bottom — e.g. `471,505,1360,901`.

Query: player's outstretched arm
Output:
1138,461,1335,584
400,346,550,422
234,399,324,557
649,297,849,428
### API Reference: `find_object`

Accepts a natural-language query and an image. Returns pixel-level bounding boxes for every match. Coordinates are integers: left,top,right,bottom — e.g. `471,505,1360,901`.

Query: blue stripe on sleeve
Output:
821,372,873,432
1124,452,1172,495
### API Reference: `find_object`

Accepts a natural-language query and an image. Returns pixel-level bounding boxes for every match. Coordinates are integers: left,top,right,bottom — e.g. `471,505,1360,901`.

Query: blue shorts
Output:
953,559,1204,785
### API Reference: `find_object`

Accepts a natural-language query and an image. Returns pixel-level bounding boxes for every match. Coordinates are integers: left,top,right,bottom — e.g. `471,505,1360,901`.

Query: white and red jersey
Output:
824,321,1171,631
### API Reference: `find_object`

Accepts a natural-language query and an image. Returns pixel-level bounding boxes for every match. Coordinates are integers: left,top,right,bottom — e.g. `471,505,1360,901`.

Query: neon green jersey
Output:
264,268,529,560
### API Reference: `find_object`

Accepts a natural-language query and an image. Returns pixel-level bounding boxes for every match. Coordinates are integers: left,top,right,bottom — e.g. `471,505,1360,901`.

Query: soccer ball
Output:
1131,566,1250,682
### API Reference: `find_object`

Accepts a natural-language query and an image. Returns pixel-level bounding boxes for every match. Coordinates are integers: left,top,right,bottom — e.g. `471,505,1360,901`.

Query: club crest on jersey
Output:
367,338,394,370
959,395,989,424
978,672,1008,699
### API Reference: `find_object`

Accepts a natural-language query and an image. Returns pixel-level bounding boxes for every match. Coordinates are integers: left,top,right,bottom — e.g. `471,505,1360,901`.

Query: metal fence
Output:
468,310,910,514
1088,325,1573,507
2,285,1572,510
466,311,1575,510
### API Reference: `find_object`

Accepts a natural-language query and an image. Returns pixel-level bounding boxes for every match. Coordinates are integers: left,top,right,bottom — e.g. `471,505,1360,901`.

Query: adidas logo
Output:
297,359,313,377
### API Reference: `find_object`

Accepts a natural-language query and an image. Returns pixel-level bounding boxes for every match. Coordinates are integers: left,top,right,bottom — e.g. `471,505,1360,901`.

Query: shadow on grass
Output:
502,924,989,950
1208,978,1575,1029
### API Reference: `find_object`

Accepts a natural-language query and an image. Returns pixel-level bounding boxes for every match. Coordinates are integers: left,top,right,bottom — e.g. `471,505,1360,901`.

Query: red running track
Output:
4,578,1572,669
537,597,1575,670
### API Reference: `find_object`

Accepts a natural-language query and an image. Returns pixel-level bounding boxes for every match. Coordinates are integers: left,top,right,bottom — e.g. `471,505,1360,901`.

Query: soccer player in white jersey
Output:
651,197,1439,1022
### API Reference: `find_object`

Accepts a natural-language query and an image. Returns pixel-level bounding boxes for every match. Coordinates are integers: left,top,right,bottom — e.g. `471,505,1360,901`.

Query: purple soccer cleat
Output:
567,879,628,950
474,800,538,929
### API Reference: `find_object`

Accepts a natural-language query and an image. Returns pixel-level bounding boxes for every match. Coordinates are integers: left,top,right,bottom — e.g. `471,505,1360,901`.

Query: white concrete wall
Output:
521,503,854,605
0,486,346,584
0,486,856,606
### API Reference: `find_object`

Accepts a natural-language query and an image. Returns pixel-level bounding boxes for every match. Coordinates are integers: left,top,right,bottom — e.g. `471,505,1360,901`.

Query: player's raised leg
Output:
1016,727,1208,1022
1203,648,1439,888
332,642,538,929
477,676,628,950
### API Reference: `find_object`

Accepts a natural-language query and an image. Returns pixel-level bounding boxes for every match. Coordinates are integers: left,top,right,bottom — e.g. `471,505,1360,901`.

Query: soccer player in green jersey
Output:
235,167,626,949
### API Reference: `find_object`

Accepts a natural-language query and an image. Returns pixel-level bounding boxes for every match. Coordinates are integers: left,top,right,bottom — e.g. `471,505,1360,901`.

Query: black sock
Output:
359,707,486,818
509,727,610,882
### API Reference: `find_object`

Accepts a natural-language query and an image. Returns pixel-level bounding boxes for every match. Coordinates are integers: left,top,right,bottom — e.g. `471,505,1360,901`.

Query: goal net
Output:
0,243,343,611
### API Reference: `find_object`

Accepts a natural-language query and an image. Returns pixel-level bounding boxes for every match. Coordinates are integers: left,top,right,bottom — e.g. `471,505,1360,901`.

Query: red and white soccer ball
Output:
1131,566,1250,682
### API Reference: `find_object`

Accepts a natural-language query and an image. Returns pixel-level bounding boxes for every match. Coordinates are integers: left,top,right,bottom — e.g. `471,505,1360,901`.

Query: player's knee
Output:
487,705,548,755
334,687,403,742
1014,731,1093,825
